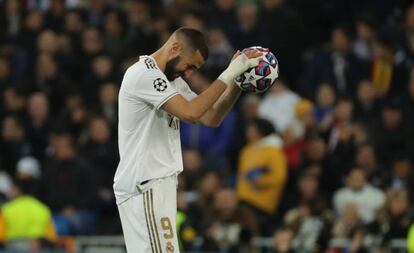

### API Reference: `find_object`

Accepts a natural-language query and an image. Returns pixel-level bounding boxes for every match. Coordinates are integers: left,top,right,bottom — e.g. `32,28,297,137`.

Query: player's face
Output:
164,50,204,81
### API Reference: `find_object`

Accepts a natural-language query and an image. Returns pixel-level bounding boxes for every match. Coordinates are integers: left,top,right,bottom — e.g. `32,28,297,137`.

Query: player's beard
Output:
164,56,185,81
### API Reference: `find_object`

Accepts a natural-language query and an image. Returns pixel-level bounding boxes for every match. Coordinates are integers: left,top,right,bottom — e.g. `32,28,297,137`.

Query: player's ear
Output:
170,42,182,57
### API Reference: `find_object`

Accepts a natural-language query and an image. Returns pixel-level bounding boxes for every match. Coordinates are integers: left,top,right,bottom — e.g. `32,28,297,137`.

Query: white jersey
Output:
114,56,197,205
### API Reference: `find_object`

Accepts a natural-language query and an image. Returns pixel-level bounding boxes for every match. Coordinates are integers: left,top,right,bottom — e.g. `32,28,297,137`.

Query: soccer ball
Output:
235,46,279,93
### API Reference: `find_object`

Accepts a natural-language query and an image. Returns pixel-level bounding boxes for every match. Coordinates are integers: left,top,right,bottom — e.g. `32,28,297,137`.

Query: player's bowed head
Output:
152,27,209,81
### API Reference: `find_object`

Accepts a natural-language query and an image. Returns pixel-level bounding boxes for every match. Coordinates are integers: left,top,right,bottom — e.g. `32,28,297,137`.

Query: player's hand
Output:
230,49,263,61
219,49,263,85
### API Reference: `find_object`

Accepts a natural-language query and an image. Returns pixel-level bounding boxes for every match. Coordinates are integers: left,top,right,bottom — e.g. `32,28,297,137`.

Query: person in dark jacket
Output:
42,132,98,235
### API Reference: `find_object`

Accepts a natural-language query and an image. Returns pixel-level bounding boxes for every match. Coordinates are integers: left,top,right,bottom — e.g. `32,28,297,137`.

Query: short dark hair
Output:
249,118,276,137
175,27,209,61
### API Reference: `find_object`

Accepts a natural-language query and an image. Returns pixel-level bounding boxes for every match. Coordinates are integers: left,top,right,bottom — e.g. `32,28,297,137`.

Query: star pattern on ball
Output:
153,78,168,92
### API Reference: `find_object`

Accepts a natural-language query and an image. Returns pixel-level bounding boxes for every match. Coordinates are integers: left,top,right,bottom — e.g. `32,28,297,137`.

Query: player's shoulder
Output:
127,56,163,75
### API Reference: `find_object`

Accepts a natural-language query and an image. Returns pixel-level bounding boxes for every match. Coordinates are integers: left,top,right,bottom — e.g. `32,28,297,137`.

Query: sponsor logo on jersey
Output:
167,114,179,130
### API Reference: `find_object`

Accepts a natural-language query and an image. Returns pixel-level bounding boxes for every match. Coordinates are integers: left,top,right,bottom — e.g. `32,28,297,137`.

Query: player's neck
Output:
151,49,168,72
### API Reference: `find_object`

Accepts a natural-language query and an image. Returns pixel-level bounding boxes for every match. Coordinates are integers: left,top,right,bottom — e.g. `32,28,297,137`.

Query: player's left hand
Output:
230,49,263,61
218,49,263,85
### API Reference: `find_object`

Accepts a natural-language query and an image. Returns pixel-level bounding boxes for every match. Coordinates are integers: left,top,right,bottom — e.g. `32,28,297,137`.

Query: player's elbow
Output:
205,120,221,128
182,112,202,124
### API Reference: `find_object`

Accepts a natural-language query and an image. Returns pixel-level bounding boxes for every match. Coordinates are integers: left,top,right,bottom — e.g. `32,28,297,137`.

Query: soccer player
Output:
114,27,261,253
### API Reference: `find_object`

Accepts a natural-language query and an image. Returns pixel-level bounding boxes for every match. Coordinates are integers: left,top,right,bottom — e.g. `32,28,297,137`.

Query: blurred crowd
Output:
1,0,414,252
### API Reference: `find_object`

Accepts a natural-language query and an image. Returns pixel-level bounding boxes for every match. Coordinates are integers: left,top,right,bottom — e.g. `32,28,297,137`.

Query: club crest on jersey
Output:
153,78,167,92
166,241,174,253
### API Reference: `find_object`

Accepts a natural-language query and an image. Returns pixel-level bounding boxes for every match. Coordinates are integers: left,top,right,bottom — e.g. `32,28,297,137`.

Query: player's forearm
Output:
186,79,227,121
201,84,241,127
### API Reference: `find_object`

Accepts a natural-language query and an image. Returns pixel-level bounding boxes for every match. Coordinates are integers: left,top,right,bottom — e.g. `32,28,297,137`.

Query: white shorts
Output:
117,174,179,253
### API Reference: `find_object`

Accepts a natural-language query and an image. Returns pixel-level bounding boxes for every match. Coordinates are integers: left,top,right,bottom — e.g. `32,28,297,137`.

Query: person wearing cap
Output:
0,156,57,252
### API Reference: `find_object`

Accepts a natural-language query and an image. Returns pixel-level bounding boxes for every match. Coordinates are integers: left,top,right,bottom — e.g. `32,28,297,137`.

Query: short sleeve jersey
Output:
113,56,197,204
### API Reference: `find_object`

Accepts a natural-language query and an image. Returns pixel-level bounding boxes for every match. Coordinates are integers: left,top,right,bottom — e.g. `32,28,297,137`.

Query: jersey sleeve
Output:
173,77,198,101
134,69,179,110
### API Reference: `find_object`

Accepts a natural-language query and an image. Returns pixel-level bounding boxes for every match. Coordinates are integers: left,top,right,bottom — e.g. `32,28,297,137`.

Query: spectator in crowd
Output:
354,143,386,188
228,1,270,50
81,117,117,198
103,10,126,61
15,156,42,198
283,172,325,213
333,168,385,224
1,87,26,117
272,225,294,253
370,36,410,99
232,94,261,160
16,9,44,57
258,79,300,132
96,82,119,132
30,52,72,111
353,17,377,62
0,0,23,40
301,136,330,183
82,54,119,106
284,173,332,252
282,99,314,175
383,154,414,202
301,26,366,97
206,0,237,34
57,92,90,138
187,171,222,234
42,132,98,235
26,92,51,162
332,202,363,240
325,97,357,183
372,189,413,245
0,168,57,252
179,148,205,192
201,188,258,252
202,28,234,79
282,117,306,171
294,98,316,136
314,84,336,127
124,0,158,57
353,80,380,131
0,115,32,175
331,205,369,253
237,118,286,235
375,99,407,166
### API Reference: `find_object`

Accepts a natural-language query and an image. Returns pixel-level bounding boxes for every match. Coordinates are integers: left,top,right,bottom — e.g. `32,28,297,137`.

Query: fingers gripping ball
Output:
235,46,279,93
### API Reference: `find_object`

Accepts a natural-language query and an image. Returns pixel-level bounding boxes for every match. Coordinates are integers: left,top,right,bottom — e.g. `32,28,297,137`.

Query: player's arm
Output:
162,51,261,124
198,50,250,127
161,80,227,124
198,84,241,127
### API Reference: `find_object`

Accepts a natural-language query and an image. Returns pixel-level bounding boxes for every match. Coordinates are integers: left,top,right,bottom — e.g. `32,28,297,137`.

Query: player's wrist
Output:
218,54,248,85
217,72,235,86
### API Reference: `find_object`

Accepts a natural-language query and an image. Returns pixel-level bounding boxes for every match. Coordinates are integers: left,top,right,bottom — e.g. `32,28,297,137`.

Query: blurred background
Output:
0,0,414,252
